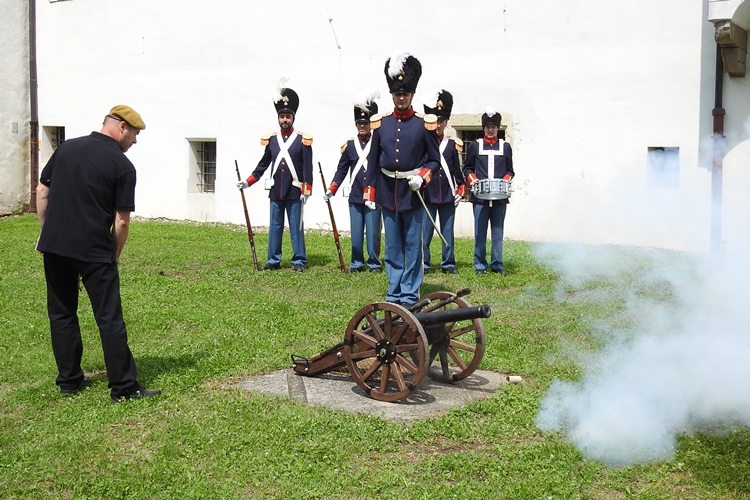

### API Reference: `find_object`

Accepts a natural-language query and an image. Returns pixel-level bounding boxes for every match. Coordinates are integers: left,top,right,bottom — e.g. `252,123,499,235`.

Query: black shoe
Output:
476,269,487,275
348,267,364,273
293,264,305,272
491,268,508,276
60,376,92,396
261,263,280,271
424,267,435,274
111,386,162,403
370,267,382,273
442,267,459,275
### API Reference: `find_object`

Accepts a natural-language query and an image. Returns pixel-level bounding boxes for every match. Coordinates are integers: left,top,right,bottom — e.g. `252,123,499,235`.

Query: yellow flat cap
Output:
109,105,146,130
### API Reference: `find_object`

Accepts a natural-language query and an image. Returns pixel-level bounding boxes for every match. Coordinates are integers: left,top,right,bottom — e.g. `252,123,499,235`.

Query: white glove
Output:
323,190,333,202
237,181,249,190
454,194,462,207
365,201,377,211
300,193,309,205
407,175,423,192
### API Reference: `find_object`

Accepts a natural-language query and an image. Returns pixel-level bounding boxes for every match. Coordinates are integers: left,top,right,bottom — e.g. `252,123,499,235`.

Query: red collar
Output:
358,133,371,143
280,127,294,138
437,134,444,141
393,107,415,120
483,136,498,146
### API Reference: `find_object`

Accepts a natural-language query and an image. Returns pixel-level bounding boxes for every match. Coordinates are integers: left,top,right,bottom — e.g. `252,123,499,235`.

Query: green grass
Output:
0,214,748,499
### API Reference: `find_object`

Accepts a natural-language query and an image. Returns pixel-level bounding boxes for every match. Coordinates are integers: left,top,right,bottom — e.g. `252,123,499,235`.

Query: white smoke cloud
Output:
529,104,750,466
534,243,750,466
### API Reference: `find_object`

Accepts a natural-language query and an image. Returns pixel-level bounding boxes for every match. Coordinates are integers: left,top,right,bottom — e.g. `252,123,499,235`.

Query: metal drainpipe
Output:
711,42,725,253
29,0,39,213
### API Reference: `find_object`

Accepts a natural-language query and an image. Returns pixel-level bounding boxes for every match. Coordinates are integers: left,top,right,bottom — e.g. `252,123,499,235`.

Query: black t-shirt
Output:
38,132,137,263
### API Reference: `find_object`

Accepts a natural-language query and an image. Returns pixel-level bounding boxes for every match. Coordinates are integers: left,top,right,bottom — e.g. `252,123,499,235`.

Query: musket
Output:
318,162,346,272
235,160,259,271
415,189,448,247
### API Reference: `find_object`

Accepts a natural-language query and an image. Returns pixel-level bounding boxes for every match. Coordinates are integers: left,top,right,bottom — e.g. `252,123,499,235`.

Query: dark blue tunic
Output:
365,111,440,212
425,137,465,205
248,132,313,200
462,138,514,206
331,136,372,205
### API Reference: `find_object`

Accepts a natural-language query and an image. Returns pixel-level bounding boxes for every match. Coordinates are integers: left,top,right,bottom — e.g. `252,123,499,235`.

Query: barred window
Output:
188,140,217,193
458,129,483,167
41,126,66,166
647,147,679,188
197,141,216,192
50,127,65,149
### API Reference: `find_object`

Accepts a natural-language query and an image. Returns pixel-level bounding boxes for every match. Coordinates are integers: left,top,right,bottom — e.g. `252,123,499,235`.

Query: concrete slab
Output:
229,369,512,422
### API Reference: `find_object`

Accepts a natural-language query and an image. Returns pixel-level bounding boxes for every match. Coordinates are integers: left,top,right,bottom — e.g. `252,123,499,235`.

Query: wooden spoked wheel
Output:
419,292,486,383
343,302,428,402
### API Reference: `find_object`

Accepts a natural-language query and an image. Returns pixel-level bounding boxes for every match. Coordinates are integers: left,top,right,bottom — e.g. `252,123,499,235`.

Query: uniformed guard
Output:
364,52,441,306
237,78,313,272
462,107,514,275
421,89,466,275
323,89,383,273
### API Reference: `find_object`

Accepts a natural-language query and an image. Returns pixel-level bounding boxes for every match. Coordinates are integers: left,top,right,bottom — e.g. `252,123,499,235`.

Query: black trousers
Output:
43,253,138,397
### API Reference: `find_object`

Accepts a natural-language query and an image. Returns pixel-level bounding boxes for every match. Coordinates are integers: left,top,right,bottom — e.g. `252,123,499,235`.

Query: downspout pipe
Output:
711,42,725,253
29,0,39,213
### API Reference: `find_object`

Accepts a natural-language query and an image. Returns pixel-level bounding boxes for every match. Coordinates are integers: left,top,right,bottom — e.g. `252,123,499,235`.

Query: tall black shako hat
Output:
353,89,380,123
273,77,299,115
423,89,453,120
384,52,422,94
481,106,501,127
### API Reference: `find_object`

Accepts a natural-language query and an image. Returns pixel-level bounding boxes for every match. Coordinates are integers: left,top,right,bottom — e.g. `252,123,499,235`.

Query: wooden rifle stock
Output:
235,160,259,271
319,162,346,272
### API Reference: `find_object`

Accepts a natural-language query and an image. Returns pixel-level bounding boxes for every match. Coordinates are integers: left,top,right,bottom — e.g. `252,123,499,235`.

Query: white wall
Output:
35,0,726,251
0,0,30,215
707,0,750,252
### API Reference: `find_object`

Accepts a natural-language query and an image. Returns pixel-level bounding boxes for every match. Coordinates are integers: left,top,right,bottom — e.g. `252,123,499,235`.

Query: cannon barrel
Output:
412,304,491,326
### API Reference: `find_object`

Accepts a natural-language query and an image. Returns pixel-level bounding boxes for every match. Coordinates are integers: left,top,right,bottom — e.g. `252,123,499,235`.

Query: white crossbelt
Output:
268,132,302,188
439,136,457,195
382,167,420,179
349,137,372,192
477,138,504,179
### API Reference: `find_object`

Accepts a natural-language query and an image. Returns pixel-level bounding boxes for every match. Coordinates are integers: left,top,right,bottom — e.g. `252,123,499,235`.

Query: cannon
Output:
291,289,490,402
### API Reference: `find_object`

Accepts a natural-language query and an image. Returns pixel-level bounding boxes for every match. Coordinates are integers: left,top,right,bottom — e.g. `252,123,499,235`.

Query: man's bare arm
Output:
36,184,50,228
112,210,131,262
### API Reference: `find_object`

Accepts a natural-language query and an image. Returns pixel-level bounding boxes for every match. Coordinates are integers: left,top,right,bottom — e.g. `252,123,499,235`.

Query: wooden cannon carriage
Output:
291,289,490,402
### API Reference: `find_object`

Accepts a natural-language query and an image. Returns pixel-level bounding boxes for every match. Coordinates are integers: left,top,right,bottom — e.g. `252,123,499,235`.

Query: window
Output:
41,126,65,165
188,140,217,193
50,127,65,149
647,147,679,187
457,129,483,167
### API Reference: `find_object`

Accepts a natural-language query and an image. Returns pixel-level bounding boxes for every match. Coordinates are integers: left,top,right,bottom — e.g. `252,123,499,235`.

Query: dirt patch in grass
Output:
401,435,491,463
0,382,28,396
157,269,188,279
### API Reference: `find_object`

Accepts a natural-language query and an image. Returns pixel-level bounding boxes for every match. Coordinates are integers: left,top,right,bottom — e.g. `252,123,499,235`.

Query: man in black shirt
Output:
36,105,161,403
